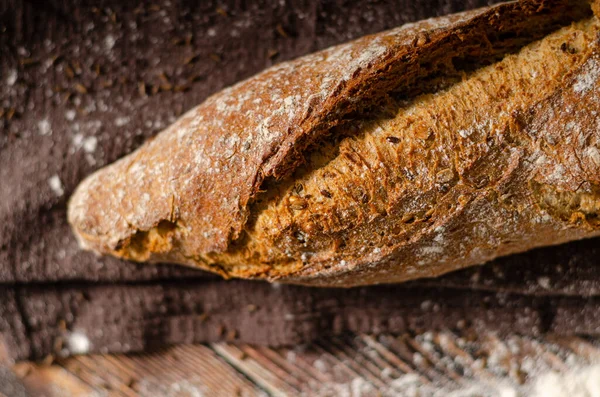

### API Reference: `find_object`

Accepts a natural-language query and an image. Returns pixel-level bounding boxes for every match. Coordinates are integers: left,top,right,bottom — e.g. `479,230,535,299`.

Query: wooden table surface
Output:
7,331,600,396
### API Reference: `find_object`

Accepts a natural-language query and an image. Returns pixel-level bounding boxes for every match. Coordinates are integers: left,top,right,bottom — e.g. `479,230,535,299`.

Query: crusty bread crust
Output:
68,0,600,286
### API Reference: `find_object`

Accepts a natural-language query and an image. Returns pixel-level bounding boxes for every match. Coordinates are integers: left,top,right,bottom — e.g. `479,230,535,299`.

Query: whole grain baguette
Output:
68,0,600,287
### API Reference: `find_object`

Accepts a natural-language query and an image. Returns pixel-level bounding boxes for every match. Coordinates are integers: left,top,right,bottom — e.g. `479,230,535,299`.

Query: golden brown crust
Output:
68,0,600,286
231,17,600,286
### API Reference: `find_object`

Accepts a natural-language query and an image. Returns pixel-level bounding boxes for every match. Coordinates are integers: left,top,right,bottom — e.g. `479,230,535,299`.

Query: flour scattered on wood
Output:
82,136,98,153
303,363,600,396
135,378,208,397
537,276,551,289
72,133,98,154
530,365,600,397
65,331,90,355
104,35,116,50
65,109,76,121
48,175,64,196
114,116,130,127
38,119,51,136
6,69,17,86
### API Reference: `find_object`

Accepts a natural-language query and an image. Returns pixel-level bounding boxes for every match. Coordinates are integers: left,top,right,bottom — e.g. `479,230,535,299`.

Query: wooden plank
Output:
312,341,371,384
322,337,388,389
166,344,260,396
380,334,445,384
67,355,134,396
257,346,323,385
406,332,463,385
11,333,600,396
212,343,297,396
548,336,600,362
113,345,262,396
348,335,406,381
238,344,306,390
14,346,263,396
13,362,97,397
432,331,495,383
272,346,336,385
59,356,116,393
361,334,428,382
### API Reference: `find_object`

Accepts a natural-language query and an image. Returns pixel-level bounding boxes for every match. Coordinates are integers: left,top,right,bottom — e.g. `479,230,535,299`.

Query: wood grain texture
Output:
2,236,600,362
11,333,600,396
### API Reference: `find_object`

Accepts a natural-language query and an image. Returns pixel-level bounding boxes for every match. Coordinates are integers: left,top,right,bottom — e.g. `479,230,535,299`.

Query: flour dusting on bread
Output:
68,0,600,286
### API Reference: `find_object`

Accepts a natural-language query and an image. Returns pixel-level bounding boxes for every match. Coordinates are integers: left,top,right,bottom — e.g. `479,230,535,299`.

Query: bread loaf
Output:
68,0,600,286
